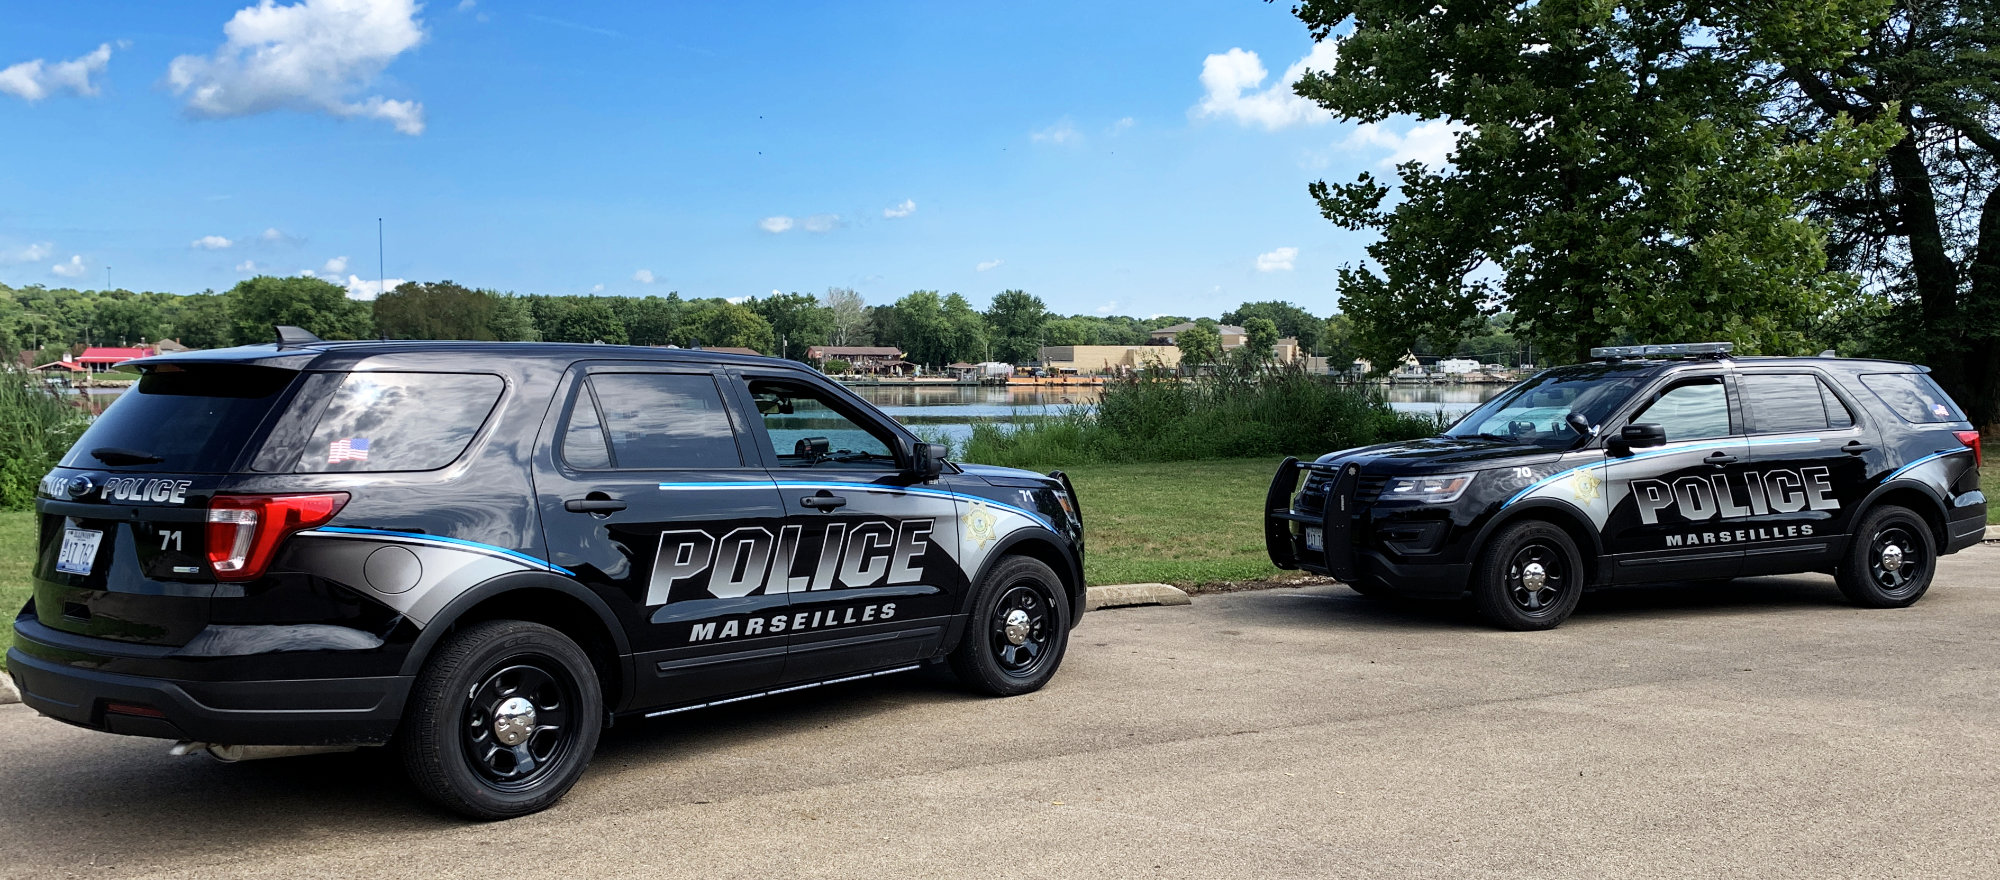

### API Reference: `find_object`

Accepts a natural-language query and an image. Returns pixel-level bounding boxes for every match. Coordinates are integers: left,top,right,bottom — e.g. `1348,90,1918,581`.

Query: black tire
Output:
1472,521,1585,630
1835,505,1936,608
399,620,602,820
949,556,1072,696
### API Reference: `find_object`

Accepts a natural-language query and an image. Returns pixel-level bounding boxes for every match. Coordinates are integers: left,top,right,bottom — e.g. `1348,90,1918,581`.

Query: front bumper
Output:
8,618,409,746
1265,457,1471,598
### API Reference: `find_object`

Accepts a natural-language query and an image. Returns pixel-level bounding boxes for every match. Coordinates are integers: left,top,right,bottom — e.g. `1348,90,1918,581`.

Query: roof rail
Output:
1588,342,1733,360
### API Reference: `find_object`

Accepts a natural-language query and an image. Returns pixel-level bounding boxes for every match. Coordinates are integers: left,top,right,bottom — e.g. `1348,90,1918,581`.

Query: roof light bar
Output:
1589,342,1734,359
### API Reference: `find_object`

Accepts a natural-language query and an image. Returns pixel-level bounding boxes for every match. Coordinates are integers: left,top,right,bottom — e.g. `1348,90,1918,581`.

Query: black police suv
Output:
8,330,1086,819
1267,343,1986,630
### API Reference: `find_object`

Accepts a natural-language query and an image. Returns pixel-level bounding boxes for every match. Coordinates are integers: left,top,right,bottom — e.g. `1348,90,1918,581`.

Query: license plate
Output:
1304,526,1324,551
56,527,103,576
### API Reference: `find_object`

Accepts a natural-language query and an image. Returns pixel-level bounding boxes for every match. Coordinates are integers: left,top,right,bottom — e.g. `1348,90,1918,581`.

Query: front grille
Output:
1354,474,1390,504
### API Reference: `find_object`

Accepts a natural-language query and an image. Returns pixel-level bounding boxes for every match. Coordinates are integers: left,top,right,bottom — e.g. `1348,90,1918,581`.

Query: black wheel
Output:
1472,521,1585,630
949,555,1072,696
1835,505,1936,608
399,620,602,820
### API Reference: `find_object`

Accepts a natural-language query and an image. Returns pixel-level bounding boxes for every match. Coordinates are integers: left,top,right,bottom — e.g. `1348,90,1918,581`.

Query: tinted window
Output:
587,373,740,469
749,379,897,468
1631,378,1730,442
1741,374,1848,433
1861,373,1964,424
298,372,504,472
560,385,611,469
61,365,298,473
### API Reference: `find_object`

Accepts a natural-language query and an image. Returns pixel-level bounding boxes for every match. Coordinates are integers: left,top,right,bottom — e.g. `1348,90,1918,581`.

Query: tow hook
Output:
170,741,359,762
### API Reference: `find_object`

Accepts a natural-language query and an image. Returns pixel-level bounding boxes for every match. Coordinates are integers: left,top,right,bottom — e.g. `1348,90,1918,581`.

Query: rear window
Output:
296,372,505,472
60,365,299,473
1860,373,1964,424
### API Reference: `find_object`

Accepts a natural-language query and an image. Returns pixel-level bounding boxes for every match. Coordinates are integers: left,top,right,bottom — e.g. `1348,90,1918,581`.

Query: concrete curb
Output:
1085,583,1192,611
1986,525,2000,543
0,673,19,706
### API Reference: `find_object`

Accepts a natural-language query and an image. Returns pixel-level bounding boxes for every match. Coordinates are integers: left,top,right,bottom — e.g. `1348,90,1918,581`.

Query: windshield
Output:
1444,369,1645,447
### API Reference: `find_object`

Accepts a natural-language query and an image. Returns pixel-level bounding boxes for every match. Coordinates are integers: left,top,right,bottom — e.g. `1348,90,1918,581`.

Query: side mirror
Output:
905,440,946,481
1607,423,1666,457
1565,412,1592,437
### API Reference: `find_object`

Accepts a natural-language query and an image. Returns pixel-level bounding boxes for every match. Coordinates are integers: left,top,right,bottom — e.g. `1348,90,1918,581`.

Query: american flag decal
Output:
328,437,371,463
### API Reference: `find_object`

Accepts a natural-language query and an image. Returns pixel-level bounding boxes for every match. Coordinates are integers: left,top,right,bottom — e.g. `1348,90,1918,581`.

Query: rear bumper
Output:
8,626,410,746
1944,503,1987,554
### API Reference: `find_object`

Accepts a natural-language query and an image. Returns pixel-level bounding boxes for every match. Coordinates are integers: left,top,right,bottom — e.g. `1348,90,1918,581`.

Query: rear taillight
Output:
1954,430,1982,469
205,493,348,581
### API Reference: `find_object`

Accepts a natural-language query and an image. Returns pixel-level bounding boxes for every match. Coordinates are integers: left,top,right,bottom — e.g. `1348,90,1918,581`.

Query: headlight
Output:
1382,472,1476,503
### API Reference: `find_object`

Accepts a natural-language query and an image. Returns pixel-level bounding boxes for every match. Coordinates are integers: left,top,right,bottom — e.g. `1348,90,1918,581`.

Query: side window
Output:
1740,373,1853,434
559,384,611,469
1629,377,1730,442
572,373,741,470
297,372,504,472
1861,373,1964,424
748,379,897,468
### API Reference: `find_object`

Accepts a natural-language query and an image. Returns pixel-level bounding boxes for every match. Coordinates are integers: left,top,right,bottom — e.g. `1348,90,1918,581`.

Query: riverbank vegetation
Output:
0,374,89,510
955,362,1443,470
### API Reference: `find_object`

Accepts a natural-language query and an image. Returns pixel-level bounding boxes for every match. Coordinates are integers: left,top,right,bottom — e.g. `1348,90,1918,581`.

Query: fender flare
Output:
1854,477,1954,541
397,570,633,678
955,528,1085,621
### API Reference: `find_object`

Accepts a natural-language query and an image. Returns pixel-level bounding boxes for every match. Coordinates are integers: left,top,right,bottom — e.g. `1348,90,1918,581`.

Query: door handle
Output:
564,497,628,513
1705,451,1738,466
800,490,847,511
1843,441,1874,455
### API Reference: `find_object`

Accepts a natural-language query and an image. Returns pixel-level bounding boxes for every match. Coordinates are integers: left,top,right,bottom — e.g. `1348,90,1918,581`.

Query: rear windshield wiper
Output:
90,446,164,466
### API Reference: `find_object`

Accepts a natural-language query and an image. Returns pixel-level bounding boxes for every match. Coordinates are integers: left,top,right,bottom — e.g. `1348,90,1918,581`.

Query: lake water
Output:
851,382,1506,449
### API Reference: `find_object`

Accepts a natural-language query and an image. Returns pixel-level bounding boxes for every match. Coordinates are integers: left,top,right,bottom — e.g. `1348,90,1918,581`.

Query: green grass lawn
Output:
1985,466,1999,524
1060,458,1286,587
1,510,34,667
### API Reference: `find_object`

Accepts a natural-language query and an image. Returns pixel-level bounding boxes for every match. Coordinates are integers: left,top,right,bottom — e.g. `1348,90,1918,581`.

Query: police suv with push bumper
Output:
9,329,1087,819
1267,343,1986,630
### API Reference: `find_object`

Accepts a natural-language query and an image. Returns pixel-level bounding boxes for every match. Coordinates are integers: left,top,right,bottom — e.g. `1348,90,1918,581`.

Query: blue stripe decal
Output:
1886,449,1967,482
1498,438,1819,509
311,526,575,575
655,480,1056,530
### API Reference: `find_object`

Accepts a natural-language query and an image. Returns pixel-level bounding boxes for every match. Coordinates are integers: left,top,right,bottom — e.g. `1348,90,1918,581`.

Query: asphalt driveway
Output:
3,547,1997,879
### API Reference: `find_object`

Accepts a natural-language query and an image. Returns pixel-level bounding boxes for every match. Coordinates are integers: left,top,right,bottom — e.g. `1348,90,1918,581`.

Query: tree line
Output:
2,275,1530,370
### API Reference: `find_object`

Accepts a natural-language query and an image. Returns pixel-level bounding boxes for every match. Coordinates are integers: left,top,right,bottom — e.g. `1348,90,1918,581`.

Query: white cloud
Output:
52,255,88,278
261,227,288,243
1111,116,1135,132
589,283,604,293
1191,42,1338,130
167,0,428,135
803,213,842,233
633,269,656,284
192,234,234,250
1346,119,1469,167
882,199,916,219
235,259,259,272
456,0,476,9
760,215,795,233
1256,246,1299,272
725,295,751,305
1,242,54,263
321,255,350,275
1031,120,1079,145
976,259,1003,272
1095,301,1117,315
0,43,114,102
343,274,403,300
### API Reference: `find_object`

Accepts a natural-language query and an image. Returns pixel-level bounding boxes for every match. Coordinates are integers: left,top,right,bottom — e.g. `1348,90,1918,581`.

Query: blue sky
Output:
0,0,1455,319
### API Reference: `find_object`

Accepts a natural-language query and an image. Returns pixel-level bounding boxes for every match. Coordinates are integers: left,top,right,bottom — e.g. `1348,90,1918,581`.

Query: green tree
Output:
984,289,1049,363
374,280,514,340
1293,0,1903,367
891,291,948,365
1779,0,2000,427
689,300,776,352
1175,323,1222,367
615,294,686,346
227,275,373,344
941,293,989,365
1223,301,1324,354
751,292,833,359
547,298,628,345
1243,317,1280,361
161,293,234,349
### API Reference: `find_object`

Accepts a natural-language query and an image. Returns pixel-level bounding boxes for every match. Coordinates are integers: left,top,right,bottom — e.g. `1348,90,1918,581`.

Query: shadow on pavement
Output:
1225,574,1852,632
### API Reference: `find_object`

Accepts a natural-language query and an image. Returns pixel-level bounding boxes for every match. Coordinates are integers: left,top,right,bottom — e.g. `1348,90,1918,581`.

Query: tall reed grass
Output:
0,371,90,509
959,361,1445,469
